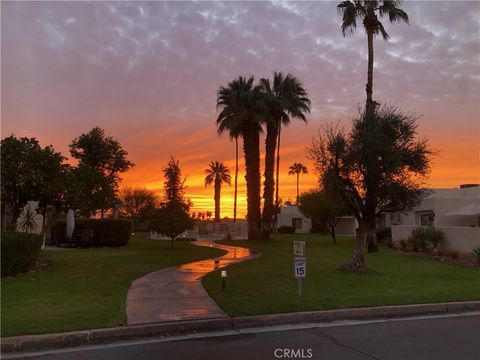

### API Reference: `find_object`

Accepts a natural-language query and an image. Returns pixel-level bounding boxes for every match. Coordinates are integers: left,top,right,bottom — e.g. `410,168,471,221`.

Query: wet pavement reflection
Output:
178,240,257,277
126,240,259,325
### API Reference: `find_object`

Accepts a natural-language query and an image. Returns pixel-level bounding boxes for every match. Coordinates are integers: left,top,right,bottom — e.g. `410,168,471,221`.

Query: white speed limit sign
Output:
294,257,306,278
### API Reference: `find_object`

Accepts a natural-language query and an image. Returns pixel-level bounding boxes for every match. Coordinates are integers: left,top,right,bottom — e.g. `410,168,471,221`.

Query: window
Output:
417,211,435,227
377,214,386,229
292,218,302,230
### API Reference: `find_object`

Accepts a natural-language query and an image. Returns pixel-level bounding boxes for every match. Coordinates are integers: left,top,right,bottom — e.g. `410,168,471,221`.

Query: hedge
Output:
51,218,133,247
1,232,43,277
278,225,296,234
376,227,392,245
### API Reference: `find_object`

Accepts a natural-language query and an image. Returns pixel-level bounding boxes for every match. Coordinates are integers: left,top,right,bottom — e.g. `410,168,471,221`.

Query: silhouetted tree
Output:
299,189,350,244
216,76,265,240
205,161,231,222
260,72,311,239
119,187,158,227
288,163,308,205
308,106,434,271
150,157,193,249
69,127,134,217
338,0,409,109
1,135,66,230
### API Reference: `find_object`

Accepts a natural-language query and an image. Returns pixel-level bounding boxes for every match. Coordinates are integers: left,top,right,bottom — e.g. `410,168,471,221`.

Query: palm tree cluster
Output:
213,1,409,242
216,73,311,240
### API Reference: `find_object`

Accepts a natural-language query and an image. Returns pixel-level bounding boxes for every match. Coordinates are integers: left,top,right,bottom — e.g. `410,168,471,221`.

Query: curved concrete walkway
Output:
126,240,259,325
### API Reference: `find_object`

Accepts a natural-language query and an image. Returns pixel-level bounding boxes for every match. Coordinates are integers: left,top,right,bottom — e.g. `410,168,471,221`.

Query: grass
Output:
202,234,480,316
1,234,225,337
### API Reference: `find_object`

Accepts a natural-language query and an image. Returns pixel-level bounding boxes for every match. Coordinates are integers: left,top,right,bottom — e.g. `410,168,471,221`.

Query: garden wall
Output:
392,225,480,254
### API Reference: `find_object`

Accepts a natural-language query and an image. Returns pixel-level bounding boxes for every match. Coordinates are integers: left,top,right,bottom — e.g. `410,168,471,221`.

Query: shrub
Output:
376,227,392,244
278,225,295,234
471,246,480,265
408,227,443,254
51,218,133,247
1,232,43,277
384,237,393,248
399,239,407,250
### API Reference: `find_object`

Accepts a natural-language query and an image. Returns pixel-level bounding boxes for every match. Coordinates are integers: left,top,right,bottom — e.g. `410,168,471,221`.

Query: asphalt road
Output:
8,314,480,360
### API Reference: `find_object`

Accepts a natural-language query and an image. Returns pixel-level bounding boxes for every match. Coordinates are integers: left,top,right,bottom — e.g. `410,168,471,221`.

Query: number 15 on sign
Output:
294,257,306,278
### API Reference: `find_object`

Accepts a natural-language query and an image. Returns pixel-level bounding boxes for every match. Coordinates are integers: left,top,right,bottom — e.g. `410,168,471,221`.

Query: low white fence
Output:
391,225,480,255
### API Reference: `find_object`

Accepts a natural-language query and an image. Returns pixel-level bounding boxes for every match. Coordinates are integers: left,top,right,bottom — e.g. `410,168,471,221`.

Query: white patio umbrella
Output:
66,209,75,240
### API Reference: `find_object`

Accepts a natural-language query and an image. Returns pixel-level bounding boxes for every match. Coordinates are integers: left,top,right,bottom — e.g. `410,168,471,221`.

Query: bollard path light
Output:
221,270,227,290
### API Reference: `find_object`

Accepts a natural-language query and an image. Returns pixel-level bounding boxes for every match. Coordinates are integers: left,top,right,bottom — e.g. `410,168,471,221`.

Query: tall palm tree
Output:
260,73,310,239
219,132,240,223
216,76,265,240
204,161,231,222
233,136,239,223
337,0,409,109
288,163,308,205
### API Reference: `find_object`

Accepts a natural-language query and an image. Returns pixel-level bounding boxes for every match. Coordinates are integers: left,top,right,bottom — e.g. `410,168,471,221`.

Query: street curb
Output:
2,301,480,353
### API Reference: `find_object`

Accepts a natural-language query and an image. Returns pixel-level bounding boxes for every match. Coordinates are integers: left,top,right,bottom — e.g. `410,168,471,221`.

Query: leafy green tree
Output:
149,201,194,249
67,164,116,218
216,76,265,240
150,158,193,249
308,106,434,272
119,187,158,227
288,163,308,205
204,161,231,222
1,135,66,231
163,156,187,203
260,72,311,239
35,147,70,236
337,0,409,109
299,189,350,244
69,127,134,217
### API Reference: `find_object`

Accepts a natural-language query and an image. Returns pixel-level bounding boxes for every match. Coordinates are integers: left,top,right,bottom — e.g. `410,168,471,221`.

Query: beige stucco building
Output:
389,185,480,254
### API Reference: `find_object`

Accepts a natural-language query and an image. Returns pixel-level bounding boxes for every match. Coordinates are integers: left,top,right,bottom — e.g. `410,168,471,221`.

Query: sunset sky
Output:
2,1,479,218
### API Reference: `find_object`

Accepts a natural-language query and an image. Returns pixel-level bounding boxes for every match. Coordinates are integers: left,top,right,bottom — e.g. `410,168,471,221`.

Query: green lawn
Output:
1,235,225,337
202,234,480,316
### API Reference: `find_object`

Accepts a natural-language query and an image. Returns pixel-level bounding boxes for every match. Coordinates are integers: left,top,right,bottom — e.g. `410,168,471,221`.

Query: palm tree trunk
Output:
214,178,221,222
296,173,300,205
243,126,261,240
261,121,278,240
233,136,238,223
274,122,282,231
366,28,374,109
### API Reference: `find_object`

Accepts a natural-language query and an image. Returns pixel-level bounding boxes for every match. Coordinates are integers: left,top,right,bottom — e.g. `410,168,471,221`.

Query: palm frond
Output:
204,161,231,187
377,21,389,40
338,1,358,36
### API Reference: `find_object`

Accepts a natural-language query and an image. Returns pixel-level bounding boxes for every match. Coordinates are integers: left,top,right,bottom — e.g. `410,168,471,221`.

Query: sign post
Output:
293,241,306,296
